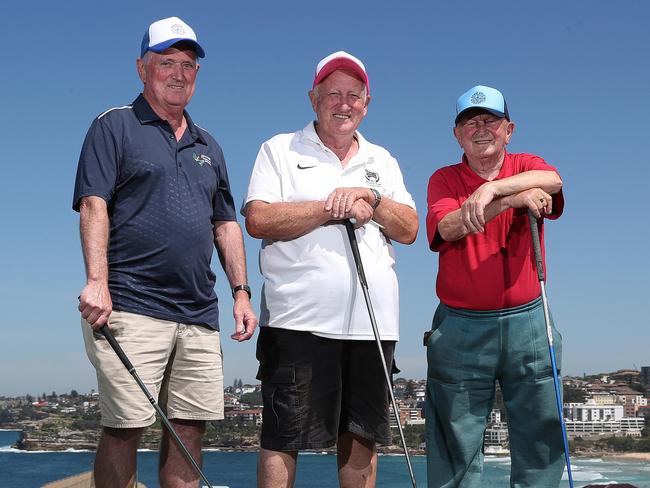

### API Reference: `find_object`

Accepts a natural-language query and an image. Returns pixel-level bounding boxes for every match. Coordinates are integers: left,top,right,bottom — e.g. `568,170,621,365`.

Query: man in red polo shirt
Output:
425,85,566,487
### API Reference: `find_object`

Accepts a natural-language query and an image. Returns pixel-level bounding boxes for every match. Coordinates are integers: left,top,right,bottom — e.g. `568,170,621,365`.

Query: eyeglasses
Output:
459,117,504,131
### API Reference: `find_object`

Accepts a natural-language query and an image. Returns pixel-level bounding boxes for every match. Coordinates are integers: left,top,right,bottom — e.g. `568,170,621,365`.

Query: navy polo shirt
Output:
73,94,237,330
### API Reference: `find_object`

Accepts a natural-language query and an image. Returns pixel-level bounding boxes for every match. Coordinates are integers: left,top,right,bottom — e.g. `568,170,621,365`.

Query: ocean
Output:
1,430,649,487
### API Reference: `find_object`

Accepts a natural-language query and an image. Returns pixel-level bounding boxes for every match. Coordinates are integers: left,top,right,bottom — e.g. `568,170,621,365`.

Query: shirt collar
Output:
461,150,511,182
132,94,207,146
301,121,367,157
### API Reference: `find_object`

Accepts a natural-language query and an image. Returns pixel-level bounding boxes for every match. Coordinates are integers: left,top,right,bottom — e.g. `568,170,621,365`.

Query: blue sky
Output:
1,1,648,397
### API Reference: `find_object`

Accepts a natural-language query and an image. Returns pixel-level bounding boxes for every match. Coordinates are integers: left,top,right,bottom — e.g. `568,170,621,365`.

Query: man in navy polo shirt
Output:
73,16,257,487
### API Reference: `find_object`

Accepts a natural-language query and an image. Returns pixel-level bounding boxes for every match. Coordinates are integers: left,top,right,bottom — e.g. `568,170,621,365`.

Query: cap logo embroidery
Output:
171,23,186,35
470,91,486,105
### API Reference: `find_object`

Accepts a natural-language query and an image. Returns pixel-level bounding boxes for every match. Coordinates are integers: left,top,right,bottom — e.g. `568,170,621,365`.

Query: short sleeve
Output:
382,153,416,209
518,154,564,220
72,117,119,211
426,169,460,251
211,145,237,222
241,141,283,214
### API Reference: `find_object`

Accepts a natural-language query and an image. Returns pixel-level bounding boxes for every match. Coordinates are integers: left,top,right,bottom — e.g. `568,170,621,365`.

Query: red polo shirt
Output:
426,152,564,310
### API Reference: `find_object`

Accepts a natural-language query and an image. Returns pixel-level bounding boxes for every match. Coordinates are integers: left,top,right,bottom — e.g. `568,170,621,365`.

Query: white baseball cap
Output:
140,16,205,58
313,51,369,93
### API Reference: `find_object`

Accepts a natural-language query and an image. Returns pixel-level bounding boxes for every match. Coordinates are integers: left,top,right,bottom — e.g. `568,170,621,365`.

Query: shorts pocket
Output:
259,364,301,438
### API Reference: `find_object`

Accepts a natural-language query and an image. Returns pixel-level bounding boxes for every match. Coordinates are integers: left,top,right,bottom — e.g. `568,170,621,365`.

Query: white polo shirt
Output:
243,122,415,341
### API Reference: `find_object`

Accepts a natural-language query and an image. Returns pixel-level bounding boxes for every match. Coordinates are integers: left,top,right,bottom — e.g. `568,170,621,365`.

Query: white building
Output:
565,417,644,434
565,401,623,422
484,423,509,446
489,409,502,423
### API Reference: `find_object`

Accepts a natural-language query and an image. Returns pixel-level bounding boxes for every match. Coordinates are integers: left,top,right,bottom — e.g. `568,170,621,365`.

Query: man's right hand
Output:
78,281,112,330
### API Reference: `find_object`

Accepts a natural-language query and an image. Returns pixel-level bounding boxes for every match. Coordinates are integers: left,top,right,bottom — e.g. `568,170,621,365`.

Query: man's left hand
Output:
349,199,374,228
231,296,258,342
325,187,373,219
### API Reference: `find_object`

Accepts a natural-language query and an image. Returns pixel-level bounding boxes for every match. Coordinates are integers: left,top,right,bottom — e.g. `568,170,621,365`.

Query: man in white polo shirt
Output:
242,51,418,488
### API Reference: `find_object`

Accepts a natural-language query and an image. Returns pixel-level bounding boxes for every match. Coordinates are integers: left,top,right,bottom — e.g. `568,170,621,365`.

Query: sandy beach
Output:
603,452,650,462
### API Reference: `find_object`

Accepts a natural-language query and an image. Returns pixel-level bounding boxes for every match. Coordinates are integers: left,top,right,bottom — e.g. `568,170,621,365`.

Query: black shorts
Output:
256,327,396,451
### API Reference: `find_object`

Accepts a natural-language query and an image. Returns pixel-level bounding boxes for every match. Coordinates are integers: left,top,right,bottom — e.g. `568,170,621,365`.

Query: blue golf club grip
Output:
100,326,135,371
527,210,545,282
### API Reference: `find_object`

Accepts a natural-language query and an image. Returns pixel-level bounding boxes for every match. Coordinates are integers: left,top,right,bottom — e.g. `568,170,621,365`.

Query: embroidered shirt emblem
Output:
365,169,380,187
193,153,212,166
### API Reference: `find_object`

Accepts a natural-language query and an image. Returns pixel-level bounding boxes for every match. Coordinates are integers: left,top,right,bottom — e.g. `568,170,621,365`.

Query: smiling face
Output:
137,46,199,118
453,111,515,165
309,70,370,140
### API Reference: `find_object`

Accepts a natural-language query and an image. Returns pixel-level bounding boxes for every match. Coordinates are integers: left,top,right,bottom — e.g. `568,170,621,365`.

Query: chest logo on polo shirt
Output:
297,162,316,170
364,169,380,187
193,153,212,166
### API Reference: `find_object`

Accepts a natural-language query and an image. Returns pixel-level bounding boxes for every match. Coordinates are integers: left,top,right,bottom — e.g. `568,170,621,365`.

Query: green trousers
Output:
425,297,565,487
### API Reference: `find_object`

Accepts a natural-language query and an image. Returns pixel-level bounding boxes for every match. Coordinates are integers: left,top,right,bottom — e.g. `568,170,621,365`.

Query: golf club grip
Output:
344,220,368,287
100,326,135,371
527,210,545,282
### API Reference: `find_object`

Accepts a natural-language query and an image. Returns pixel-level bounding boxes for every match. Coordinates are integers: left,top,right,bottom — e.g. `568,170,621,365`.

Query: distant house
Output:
224,408,262,426
240,384,257,395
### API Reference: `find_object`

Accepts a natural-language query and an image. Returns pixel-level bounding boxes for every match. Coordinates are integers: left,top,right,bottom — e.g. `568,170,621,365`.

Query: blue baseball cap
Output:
141,17,205,59
455,85,509,125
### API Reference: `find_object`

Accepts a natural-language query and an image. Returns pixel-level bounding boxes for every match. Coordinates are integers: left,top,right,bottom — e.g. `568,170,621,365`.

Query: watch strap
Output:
231,284,251,299
370,188,382,210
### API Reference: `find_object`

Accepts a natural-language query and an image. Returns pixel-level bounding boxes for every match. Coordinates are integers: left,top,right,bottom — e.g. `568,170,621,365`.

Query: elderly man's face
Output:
137,46,199,114
309,70,370,139
453,112,514,163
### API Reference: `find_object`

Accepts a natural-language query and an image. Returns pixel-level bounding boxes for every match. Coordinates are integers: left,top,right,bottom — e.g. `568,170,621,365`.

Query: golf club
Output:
99,325,216,488
528,210,574,488
343,219,418,488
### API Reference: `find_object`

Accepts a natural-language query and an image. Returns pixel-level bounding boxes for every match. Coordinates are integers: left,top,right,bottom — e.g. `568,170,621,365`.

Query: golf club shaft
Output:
528,211,574,488
99,326,215,488
343,220,417,488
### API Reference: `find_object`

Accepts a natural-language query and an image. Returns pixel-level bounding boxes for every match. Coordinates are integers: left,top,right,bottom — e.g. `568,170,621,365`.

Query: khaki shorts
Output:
82,310,224,428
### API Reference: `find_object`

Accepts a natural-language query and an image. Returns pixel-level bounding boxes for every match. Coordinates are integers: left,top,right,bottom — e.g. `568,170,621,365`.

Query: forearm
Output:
244,200,331,241
438,197,510,242
213,221,249,286
373,198,418,244
79,196,109,283
488,170,562,197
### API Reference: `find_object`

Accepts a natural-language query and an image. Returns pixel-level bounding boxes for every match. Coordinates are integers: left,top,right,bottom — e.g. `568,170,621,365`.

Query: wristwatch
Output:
370,188,382,210
231,284,251,299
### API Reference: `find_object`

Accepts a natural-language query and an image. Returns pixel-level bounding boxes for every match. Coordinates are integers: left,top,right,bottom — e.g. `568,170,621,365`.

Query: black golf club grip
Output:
99,326,135,371
527,210,545,282
344,220,369,287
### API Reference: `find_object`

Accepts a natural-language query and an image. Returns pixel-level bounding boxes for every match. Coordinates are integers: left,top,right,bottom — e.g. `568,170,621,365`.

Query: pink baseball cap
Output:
312,51,369,93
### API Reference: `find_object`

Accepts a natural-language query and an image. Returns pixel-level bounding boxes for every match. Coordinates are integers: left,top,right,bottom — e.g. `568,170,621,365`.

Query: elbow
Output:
549,172,563,194
394,213,419,245
244,216,266,239
403,220,419,245
243,202,267,239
